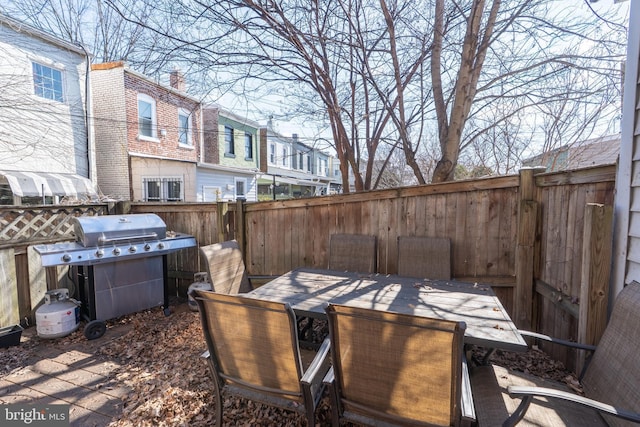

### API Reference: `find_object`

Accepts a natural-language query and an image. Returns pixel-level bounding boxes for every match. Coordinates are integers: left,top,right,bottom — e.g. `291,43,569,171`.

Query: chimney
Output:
292,133,299,143
170,69,186,91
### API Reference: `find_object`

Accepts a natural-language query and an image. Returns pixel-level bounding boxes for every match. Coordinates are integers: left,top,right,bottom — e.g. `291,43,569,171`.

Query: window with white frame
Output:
32,62,64,102
281,146,288,167
306,155,311,172
235,178,247,199
244,133,253,159
299,152,304,170
318,158,328,176
178,109,192,146
269,143,276,164
143,177,183,202
138,94,157,139
224,126,235,156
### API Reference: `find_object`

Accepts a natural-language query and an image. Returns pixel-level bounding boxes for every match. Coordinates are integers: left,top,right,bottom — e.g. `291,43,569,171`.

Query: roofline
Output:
197,162,260,175
0,13,87,57
203,104,261,129
92,61,203,105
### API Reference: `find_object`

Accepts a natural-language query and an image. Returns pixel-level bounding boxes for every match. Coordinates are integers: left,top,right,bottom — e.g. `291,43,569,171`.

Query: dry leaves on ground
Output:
1,300,581,426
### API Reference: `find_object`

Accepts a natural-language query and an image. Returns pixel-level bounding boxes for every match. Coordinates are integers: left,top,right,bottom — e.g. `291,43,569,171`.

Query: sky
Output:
214,0,631,152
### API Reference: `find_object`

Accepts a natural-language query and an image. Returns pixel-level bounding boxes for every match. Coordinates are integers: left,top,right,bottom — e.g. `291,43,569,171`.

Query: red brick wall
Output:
124,73,200,162
202,107,220,164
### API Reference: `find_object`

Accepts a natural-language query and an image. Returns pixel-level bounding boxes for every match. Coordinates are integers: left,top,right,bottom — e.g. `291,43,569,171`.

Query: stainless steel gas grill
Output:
34,214,196,339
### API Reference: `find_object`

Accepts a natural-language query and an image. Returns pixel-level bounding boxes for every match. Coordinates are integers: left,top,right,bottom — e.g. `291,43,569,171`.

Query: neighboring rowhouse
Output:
91,61,200,202
0,13,98,205
258,124,341,201
198,105,260,202
522,134,620,172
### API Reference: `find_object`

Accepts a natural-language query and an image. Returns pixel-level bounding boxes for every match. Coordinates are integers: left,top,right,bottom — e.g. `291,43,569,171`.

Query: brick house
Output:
91,61,201,202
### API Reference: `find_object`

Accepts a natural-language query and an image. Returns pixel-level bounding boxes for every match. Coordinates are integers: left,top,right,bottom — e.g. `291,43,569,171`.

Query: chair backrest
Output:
326,304,466,426
397,236,451,280
194,290,305,402
581,281,640,427
328,234,377,273
199,240,252,294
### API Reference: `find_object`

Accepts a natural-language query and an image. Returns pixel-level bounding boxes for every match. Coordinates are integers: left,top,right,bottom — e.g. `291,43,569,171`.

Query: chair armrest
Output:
300,338,331,408
460,356,476,424
504,386,640,426
322,366,334,387
301,337,331,384
518,330,597,352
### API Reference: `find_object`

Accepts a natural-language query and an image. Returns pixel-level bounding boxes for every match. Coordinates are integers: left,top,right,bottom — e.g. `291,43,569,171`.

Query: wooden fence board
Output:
0,248,18,328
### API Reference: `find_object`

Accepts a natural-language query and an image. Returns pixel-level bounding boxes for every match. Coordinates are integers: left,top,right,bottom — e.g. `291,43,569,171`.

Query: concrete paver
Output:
1,323,133,426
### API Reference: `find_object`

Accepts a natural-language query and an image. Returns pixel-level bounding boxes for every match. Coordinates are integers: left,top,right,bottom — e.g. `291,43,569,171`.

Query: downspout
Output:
80,44,94,184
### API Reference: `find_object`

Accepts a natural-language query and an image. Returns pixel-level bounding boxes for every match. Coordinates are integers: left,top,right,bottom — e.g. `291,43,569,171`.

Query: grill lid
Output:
73,214,167,247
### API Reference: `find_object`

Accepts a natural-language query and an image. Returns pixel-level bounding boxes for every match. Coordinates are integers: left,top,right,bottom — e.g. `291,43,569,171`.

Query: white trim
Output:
613,0,640,298
137,93,157,139
178,108,193,148
196,162,258,175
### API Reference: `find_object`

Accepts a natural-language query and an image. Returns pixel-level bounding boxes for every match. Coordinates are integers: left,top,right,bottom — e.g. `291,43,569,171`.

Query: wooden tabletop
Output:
248,268,528,352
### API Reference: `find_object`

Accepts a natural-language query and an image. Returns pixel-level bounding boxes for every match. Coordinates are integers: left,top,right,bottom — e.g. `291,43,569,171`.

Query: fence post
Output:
217,202,228,242
515,168,542,329
235,199,246,252
577,203,613,372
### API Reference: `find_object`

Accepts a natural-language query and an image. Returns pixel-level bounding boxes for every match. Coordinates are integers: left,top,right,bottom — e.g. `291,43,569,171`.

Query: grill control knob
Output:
129,246,137,253
112,248,121,256
62,254,72,262
144,244,151,251
95,249,104,258
158,242,165,250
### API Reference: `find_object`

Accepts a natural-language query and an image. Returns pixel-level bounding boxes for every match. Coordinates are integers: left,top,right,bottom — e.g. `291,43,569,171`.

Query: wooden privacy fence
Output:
0,165,616,372
234,165,616,372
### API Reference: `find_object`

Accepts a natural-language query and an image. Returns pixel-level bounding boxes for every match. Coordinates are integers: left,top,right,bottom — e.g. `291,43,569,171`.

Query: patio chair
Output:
397,236,452,280
199,240,254,294
328,233,377,273
470,281,640,426
191,290,331,426
323,304,475,427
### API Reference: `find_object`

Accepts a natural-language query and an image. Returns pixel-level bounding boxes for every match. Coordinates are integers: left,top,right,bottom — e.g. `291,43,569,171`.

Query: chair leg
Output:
208,359,224,426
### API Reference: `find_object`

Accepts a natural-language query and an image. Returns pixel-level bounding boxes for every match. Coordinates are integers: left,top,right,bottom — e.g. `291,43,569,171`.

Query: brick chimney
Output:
170,69,186,91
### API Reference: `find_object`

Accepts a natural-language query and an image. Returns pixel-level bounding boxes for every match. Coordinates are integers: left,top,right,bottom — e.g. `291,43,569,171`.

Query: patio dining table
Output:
247,268,528,353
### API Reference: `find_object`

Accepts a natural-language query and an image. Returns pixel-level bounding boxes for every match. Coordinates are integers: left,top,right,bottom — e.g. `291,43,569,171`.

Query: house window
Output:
235,178,247,200
245,133,253,159
225,126,235,156
318,158,328,176
299,153,304,170
138,94,156,139
144,179,161,201
178,109,192,146
269,143,276,164
282,147,288,167
143,177,183,201
32,62,63,102
306,155,311,172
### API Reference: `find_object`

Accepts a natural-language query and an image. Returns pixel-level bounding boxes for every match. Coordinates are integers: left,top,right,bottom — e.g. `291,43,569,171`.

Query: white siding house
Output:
0,14,97,204
612,1,640,298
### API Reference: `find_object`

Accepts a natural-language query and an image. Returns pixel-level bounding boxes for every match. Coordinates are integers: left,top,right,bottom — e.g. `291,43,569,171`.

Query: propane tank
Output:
188,272,212,311
36,289,81,339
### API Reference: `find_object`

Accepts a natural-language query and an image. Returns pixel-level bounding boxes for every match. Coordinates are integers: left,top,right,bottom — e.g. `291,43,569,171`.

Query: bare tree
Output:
430,0,626,182
2,0,173,75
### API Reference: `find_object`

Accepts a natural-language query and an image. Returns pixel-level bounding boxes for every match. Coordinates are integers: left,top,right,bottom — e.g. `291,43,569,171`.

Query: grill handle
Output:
98,232,158,244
